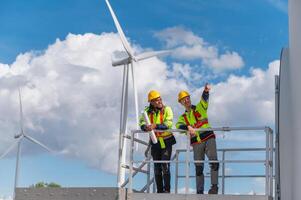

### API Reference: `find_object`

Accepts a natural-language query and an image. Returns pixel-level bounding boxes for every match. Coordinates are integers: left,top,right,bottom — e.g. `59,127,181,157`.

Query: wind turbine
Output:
0,88,53,200
105,0,170,188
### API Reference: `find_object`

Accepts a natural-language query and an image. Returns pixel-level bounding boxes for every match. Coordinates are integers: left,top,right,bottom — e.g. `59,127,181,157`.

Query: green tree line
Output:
30,182,61,188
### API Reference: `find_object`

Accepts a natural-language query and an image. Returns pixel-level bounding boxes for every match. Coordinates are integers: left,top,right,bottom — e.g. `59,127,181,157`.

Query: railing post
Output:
222,150,226,194
175,150,179,194
146,147,151,193
152,174,156,193
269,128,274,197
265,127,269,196
129,130,134,193
185,133,190,194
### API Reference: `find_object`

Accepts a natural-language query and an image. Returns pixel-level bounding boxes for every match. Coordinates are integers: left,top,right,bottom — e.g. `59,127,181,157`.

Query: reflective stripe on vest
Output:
182,108,209,144
194,118,208,128
149,109,171,149
183,114,201,143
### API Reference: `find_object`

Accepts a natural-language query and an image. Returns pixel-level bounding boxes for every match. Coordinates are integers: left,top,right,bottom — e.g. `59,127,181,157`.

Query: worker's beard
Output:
154,104,164,111
149,103,164,112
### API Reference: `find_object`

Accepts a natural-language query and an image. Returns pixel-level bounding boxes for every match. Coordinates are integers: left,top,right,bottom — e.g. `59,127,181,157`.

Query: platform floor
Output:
128,193,272,200
127,193,272,200
16,187,272,200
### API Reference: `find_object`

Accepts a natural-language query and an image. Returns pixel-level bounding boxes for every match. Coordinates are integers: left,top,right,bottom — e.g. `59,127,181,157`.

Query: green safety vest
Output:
139,106,173,149
176,96,213,145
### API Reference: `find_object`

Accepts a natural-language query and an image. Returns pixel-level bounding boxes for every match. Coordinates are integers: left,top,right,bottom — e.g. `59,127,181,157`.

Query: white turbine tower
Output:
105,0,170,188
278,0,301,200
0,88,53,200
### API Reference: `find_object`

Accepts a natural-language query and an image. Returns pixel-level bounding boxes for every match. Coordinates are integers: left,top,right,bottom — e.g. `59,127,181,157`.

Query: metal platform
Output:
15,187,272,200
124,127,274,196
127,193,272,200
128,193,272,200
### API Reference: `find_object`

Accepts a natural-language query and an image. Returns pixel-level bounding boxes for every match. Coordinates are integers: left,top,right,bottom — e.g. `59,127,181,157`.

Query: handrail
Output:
123,126,273,196
131,126,270,133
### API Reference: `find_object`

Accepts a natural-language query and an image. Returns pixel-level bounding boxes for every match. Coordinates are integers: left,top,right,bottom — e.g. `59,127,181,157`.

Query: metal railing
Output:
174,147,272,195
121,126,274,197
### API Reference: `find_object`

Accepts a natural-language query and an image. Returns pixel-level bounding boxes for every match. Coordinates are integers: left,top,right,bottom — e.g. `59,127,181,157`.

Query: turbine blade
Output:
0,138,22,160
130,62,139,129
105,0,135,58
18,88,24,134
135,50,171,61
24,135,53,153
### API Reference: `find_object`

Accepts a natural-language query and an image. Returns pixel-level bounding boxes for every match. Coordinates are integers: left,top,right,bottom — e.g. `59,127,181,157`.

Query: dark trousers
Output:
151,145,172,193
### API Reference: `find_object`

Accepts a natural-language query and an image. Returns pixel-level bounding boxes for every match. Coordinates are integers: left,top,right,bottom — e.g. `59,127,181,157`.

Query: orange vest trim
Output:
150,108,169,138
183,107,207,128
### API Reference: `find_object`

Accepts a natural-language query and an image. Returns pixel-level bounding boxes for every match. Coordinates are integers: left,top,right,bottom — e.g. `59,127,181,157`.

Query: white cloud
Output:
249,178,265,195
0,30,279,176
266,0,287,13
225,167,233,175
208,60,279,127
248,190,257,195
155,27,244,71
0,32,188,174
177,187,196,194
0,196,12,200
204,51,244,71
168,63,202,83
154,26,204,48
0,64,10,77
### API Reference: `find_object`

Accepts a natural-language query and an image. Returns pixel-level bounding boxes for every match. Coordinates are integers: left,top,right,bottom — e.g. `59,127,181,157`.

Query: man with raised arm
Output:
176,84,219,194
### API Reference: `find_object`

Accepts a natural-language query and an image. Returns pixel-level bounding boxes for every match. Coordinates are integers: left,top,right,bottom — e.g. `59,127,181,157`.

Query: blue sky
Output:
0,0,287,67
0,0,287,198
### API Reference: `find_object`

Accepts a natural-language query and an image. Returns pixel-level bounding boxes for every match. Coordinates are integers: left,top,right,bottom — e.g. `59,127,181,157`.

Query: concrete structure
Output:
15,187,125,200
15,188,272,200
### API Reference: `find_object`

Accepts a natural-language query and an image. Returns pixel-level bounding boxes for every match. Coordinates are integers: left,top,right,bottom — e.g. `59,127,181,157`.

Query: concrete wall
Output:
15,187,124,200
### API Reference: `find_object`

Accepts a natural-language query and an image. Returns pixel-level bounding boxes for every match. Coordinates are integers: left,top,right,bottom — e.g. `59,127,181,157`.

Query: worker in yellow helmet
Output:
139,90,176,193
176,83,219,194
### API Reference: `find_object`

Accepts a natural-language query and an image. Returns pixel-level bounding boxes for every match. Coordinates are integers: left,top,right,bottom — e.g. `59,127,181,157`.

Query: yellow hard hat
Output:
178,90,190,102
148,90,161,102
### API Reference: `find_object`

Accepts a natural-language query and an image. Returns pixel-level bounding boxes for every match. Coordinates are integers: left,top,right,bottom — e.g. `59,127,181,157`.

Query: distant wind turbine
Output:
0,88,53,200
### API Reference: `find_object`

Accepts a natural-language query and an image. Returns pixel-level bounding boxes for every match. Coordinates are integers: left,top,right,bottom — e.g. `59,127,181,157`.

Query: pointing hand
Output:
204,83,211,92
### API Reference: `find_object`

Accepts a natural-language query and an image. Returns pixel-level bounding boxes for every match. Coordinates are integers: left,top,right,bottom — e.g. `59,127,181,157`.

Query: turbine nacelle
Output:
112,50,132,66
111,50,171,67
14,133,22,139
